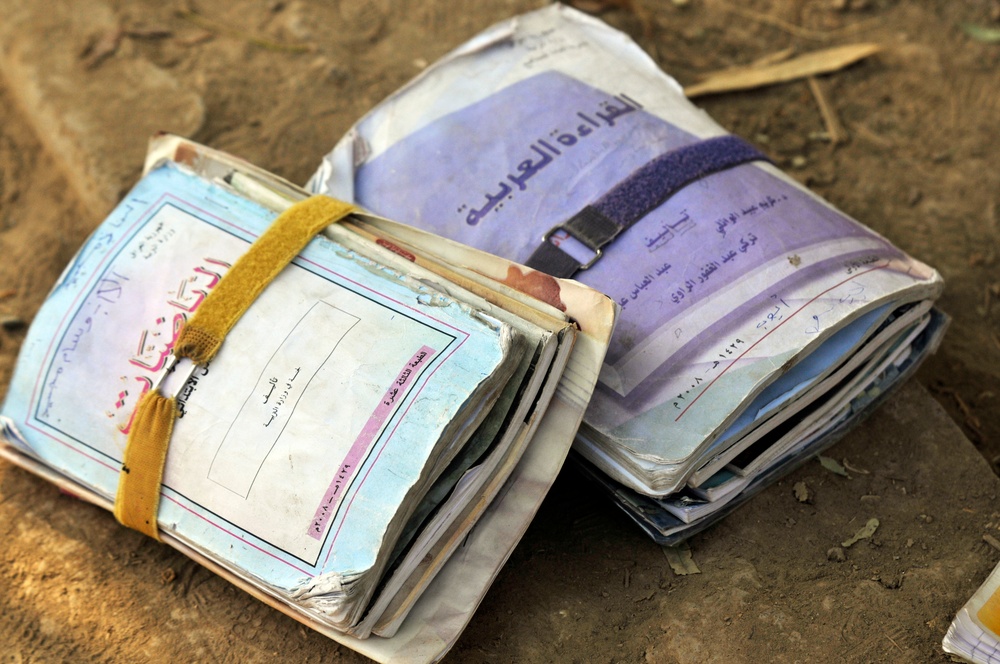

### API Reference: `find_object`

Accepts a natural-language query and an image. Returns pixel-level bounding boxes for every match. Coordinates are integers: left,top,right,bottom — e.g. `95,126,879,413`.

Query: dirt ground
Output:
0,0,999,661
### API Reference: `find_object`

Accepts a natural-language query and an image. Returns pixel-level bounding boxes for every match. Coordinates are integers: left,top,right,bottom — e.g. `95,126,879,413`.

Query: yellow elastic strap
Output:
114,195,356,539
113,391,177,536
175,195,356,365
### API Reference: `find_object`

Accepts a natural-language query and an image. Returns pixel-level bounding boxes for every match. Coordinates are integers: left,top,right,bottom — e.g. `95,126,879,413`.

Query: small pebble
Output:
827,547,846,562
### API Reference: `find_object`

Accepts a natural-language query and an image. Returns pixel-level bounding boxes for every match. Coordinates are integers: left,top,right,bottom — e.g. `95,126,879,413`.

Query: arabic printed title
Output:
43,216,197,421
107,257,231,434
458,93,645,226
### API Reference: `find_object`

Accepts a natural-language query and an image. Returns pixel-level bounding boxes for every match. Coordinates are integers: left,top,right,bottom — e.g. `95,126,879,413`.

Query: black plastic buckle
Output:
526,206,621,278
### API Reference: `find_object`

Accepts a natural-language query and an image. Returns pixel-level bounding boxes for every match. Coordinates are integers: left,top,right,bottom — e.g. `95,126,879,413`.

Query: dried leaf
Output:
842,458,870,475
176,8,312,52
684,43,881,98
567,0,634,13
818,455,849,477
80,27,123,70
125,25,174,39
662,542,701,575
749,46,796,68
808,76,847,145
961,23,1000,44
176,30,215,47
842,517,880,547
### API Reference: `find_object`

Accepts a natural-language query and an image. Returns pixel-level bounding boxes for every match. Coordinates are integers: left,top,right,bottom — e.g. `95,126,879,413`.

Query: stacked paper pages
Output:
0,135,616,663
310,5,947,543
945,564,1000,662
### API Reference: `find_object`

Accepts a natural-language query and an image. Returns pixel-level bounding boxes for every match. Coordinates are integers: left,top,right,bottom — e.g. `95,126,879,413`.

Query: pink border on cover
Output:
307,345,437,541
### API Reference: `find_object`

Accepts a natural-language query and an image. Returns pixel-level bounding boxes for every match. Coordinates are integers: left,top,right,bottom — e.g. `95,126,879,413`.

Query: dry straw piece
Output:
684,43,881,98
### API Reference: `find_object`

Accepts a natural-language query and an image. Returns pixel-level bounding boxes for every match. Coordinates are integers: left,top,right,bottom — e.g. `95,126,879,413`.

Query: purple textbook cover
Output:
311,5,943,499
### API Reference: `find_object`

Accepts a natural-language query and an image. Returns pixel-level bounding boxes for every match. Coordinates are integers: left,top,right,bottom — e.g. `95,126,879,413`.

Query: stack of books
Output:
0,135,616,663
309,4,946,544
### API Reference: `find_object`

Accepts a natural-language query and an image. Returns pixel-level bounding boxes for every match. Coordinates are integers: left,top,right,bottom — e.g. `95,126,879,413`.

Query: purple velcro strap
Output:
592,135,770,228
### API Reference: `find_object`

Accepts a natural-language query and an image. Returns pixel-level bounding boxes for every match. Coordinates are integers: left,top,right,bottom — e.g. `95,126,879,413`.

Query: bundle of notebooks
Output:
0,134,616,663
309,5,947,544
